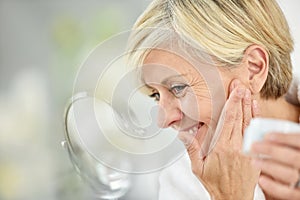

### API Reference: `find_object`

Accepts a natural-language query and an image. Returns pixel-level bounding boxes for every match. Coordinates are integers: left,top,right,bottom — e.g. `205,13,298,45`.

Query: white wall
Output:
277,0,300,74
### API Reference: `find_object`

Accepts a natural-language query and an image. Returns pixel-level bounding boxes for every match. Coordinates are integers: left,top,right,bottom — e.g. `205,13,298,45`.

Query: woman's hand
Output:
251,133,300,200
179,81,260,199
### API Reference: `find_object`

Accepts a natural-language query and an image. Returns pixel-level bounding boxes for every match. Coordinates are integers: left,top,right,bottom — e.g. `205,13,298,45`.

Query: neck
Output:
257,96,300,123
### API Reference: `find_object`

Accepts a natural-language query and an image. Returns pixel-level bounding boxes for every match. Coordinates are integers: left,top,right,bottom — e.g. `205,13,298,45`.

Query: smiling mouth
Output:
179,122,204,135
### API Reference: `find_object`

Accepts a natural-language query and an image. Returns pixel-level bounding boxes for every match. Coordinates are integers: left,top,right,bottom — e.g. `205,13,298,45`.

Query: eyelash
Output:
149,92,160,101
149,84,188,101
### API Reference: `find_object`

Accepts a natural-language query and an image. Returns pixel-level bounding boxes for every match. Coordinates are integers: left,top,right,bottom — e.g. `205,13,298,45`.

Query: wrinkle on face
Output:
141,49,213,128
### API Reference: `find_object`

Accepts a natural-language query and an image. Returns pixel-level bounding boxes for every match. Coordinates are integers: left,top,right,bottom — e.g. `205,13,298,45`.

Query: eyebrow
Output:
161,74,188,85
143,74,189,89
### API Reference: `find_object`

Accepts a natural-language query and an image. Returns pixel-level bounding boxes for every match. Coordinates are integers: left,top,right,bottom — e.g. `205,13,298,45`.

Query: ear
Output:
243,44,269,94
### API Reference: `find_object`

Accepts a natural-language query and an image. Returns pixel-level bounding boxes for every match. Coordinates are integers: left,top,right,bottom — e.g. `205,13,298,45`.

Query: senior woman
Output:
126,0,300,199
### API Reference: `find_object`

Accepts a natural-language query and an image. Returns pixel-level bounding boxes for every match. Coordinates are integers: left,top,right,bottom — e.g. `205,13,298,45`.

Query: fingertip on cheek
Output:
237,87,246,98
230,79,241,93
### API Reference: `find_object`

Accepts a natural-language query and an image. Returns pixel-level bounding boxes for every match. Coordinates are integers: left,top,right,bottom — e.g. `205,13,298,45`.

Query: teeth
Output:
181,124,202,135
187,126,198,135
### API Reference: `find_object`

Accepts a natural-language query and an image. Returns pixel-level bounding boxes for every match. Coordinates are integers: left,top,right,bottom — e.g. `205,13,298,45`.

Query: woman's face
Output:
141,49,245,147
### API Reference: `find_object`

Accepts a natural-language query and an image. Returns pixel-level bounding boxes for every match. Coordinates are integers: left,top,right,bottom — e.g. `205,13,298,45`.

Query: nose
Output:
157,94,182,128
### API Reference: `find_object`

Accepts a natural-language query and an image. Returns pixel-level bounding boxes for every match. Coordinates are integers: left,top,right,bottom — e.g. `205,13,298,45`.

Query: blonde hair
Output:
126,0,294,99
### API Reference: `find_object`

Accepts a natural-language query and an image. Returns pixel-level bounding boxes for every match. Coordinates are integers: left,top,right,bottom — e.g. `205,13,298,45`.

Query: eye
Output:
149,92,160,101
170,84,188,98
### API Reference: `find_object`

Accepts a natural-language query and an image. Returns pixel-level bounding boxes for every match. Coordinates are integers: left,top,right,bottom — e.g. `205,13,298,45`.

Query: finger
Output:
242,89,252,134
230,87,248,149
265,133,300,150
216,87,244,144
251,99,260,118
229,79,241,93
178,132,206,175
178,131,204,163
251,141,300,169
259,175,300,200
252,158,299,185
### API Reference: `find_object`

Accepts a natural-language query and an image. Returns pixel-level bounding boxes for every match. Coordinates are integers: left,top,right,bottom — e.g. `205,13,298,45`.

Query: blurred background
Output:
0,0,299,200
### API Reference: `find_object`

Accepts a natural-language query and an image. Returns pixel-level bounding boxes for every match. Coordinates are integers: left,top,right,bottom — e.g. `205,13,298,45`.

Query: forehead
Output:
142,49,199,84
143,49,196,72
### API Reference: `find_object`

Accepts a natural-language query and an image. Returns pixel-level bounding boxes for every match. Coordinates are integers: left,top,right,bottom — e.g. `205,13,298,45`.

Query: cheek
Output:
197,97,212,123
179,87,212,123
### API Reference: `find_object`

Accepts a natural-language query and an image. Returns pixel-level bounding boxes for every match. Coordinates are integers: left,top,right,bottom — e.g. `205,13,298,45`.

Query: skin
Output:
142,49,215,151
141,46,300,199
